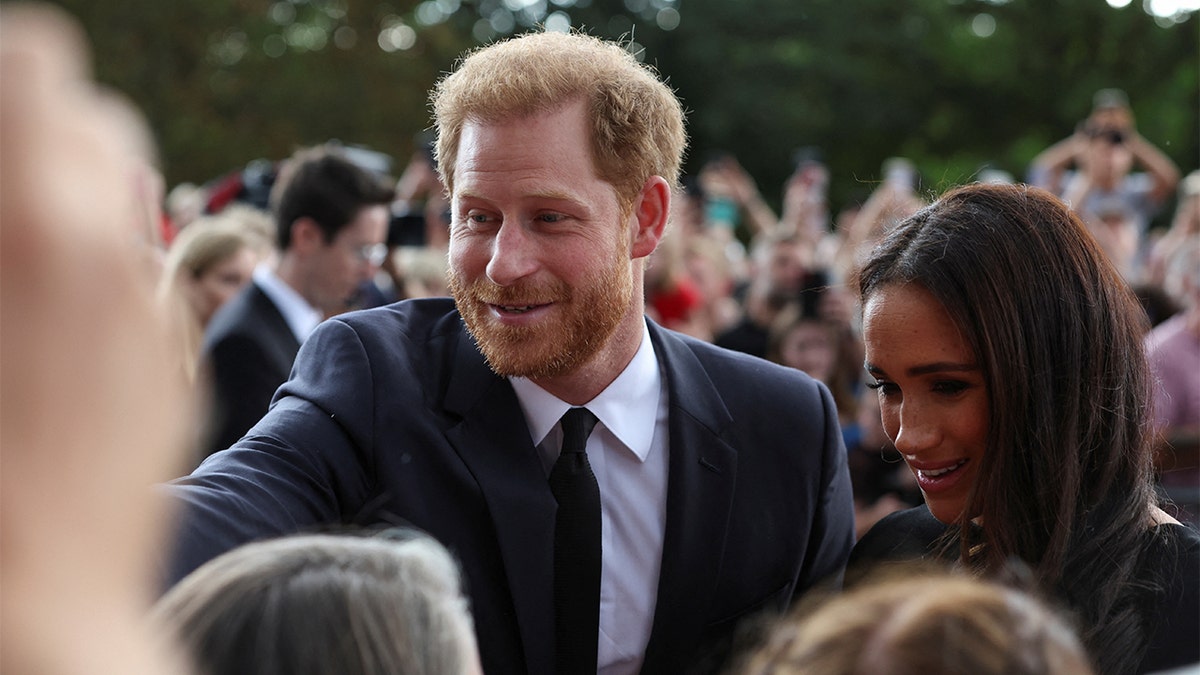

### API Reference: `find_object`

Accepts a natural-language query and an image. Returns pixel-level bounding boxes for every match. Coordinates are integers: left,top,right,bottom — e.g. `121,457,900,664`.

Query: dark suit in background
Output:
199,279,299,461
168,299,855,674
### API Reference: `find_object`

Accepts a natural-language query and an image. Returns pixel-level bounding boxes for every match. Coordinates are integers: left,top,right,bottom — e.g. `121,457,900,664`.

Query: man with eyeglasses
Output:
197,144,393,465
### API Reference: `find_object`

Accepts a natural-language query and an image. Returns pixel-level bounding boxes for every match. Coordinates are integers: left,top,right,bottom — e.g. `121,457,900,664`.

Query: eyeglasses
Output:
354,243,388,266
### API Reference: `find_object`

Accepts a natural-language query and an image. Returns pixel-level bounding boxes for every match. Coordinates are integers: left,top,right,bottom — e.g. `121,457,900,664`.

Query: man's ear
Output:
289,217,323,254
629,176,671,260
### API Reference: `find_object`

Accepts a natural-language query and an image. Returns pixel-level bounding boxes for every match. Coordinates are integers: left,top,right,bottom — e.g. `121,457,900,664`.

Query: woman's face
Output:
188,246,257,327
862,283,989,524
778,320,837,383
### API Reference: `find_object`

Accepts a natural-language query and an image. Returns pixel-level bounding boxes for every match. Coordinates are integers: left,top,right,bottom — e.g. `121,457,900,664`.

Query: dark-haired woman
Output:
848,182,1199,674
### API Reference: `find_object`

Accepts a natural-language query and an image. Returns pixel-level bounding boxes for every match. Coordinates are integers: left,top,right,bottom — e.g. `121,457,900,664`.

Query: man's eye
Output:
537,213,566,223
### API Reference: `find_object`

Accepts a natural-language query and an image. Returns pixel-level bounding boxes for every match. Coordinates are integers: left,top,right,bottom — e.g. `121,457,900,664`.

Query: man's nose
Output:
485,221,538,286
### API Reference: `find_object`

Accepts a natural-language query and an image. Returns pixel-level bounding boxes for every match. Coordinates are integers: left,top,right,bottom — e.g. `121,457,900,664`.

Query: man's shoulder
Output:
203,282,285,346
332,296,462,340
316,297,467,370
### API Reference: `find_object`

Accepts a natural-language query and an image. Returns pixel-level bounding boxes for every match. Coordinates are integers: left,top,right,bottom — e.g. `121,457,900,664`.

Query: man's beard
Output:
449,249,633,379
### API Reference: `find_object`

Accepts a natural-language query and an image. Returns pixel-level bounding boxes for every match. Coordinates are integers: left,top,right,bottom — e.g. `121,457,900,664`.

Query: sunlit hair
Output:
160,214,259,292
154,531,479,675
157,212,264,381
431,30,687,212
740,567,1094,675
855,182,1158,673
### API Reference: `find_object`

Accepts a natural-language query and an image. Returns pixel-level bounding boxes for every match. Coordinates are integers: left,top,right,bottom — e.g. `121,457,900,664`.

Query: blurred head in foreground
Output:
741,570,1094,675
154,531,482,675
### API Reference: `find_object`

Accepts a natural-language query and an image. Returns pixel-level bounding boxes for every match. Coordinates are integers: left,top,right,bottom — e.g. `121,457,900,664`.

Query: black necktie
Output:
548,407,601,674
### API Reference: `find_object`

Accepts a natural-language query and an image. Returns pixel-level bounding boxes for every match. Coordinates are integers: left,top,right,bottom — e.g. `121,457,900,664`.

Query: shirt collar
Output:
510,321,661,462
253,264,323,342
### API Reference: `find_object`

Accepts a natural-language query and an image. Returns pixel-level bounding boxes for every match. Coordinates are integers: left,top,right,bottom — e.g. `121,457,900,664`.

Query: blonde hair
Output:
157,209,268,381
741,569,1094,675
431,30,687,212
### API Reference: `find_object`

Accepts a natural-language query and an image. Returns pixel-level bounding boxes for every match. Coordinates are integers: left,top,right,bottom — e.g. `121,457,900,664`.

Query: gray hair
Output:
154,530,479,675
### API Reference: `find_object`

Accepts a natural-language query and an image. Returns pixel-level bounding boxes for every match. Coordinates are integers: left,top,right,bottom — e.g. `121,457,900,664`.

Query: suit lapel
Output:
248,281,302,370
442,327,558,674
643,322,738,671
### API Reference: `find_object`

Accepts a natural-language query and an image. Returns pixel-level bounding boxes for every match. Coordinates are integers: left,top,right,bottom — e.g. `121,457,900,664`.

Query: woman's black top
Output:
849,506,1200,674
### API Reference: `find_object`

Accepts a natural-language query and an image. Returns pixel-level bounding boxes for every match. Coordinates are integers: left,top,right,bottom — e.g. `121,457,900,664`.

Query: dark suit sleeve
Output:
204,333,288,457
163,319,379,587
794,382,856,595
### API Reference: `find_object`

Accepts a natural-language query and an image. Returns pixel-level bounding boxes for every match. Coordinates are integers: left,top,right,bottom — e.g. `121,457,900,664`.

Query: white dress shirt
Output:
510,321,670,675
252,264,323,344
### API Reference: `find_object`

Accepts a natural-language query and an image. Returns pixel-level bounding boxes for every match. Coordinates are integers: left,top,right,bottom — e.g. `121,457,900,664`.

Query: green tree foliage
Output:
652,0,1197,214
42,0,1197,221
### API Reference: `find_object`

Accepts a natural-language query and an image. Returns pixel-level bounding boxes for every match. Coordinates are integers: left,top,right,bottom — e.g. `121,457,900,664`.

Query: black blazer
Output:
168,298,855,674
199,280,301,461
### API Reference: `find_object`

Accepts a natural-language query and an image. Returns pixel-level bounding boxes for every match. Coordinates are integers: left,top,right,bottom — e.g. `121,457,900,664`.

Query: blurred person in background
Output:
1145,232,1200,527
389,245,451,299
715,230,817,359
697,153,780,244
1144,169,1200,289
682,231,746,340
155,531,483,675
830,159,925,280
1,4,193,673
777,149,832,256
158,207,270,382
166,181,208,235
198,144,394,462
1029,88,1180,277
392,132,452,251
766,301,862,446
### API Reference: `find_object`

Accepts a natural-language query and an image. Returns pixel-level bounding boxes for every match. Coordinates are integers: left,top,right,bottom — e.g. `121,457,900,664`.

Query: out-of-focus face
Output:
1086,136,1134,185
309,204,389,317
863,283,989,524
446,99,639,380
767,240,808,296
777,320,837,383
188,246,257,327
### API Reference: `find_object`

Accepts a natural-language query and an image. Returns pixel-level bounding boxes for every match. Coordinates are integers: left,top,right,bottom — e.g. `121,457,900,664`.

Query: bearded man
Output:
166,31,853,675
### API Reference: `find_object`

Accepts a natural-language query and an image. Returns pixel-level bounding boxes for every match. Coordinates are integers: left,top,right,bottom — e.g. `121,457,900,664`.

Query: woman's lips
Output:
909,458,970,494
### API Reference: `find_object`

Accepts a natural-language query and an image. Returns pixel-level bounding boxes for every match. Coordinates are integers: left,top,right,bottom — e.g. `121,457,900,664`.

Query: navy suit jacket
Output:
199,280,301,462
168,298,855,674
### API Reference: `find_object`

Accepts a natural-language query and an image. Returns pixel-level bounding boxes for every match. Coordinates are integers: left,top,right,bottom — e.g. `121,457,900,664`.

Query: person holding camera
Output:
1028,89,1180,274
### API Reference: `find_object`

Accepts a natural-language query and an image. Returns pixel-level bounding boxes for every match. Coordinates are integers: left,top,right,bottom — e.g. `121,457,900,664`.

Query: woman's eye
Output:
866,380,898,396
932,380,969,395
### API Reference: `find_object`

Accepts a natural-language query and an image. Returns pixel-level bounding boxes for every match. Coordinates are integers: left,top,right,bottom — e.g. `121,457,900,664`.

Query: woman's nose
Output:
892,402,940,456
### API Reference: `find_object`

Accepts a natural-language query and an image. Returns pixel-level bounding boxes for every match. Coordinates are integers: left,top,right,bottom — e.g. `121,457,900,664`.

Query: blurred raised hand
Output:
1,4,192,673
